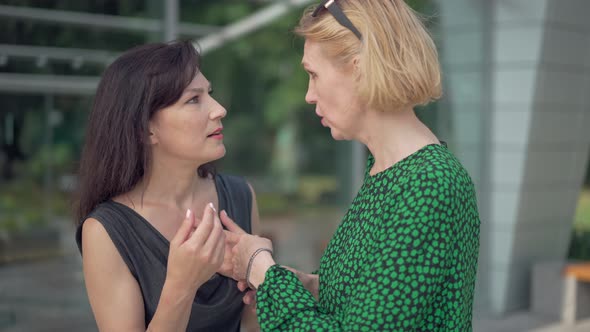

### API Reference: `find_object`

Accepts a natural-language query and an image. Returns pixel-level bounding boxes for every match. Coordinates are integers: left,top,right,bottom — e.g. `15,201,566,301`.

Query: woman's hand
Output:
216,210,245,279
166,203,226,293
237,280,257,305
283,266,319,300
220,211,274,288
216,239,236,279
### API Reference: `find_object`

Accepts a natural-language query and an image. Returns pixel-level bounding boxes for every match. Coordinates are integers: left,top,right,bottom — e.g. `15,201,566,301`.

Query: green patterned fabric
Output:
257,144,480,331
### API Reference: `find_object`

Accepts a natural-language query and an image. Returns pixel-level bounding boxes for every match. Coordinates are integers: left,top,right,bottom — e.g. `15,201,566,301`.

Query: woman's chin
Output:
213,146,226,160
330,129,346,141
202,146,226,164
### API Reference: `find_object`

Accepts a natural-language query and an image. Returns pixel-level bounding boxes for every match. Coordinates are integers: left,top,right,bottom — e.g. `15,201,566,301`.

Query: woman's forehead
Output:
302,41,325,68
187,72,209,87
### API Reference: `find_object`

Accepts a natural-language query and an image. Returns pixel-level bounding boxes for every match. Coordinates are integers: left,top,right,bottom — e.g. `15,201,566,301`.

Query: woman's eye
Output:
187,96,199,104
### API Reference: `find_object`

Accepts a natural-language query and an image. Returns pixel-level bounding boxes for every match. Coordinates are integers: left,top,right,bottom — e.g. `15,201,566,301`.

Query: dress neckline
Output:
367,143,446,179
108,174,224,246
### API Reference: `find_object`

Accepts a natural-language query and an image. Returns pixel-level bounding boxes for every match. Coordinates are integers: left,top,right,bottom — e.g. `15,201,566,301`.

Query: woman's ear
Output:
148,123,158,145
352,56,361,82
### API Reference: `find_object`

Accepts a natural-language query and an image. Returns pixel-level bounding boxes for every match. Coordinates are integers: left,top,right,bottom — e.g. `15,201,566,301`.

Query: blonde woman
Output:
223,0,481,331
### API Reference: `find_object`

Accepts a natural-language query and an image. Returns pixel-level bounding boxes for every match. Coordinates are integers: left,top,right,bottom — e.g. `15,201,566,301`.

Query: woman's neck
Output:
132,156,206,210
358,107,439,175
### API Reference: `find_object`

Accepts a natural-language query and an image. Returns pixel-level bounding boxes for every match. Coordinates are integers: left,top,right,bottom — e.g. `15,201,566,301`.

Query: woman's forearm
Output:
146,280,200,332
248,252,276,289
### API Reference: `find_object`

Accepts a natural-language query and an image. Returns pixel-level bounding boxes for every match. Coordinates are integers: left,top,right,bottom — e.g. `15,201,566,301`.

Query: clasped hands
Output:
167,204,317,307
218,211,274,302
219,211,320,305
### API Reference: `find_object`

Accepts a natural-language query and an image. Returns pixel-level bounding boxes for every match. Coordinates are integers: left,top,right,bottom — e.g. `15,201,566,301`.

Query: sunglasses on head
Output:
312,0,362,40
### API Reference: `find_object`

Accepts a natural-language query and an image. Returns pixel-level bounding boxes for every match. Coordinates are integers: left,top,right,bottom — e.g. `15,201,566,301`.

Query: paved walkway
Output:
0,256,95,332
475,312,590,332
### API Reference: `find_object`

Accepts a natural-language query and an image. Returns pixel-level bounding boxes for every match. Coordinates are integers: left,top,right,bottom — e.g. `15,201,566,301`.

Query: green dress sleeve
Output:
255,177,469,331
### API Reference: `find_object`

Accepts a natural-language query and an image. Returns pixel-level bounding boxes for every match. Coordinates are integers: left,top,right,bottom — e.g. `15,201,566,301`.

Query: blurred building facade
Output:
436,0,590,316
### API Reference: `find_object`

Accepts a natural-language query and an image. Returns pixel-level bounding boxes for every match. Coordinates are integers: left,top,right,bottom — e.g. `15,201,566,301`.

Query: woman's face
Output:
302,40,363,141
149,72,227,166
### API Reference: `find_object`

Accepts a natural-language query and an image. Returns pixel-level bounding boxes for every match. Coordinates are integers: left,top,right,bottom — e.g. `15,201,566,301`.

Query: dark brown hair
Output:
74,40,214,223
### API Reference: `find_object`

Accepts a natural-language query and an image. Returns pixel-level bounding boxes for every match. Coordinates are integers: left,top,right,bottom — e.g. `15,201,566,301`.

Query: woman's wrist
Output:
248,252,275,289
148,278,200,332
161,278,200,307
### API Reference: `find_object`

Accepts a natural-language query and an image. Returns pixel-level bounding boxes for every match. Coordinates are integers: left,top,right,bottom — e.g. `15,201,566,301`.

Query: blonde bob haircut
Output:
295,0,442,112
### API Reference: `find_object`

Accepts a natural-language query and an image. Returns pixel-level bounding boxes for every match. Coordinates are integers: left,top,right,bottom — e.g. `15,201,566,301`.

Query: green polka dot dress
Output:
256,143,480,331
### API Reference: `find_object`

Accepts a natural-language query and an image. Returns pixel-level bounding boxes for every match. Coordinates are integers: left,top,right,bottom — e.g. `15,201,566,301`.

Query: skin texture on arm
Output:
82,205,225,332
82,218,147,332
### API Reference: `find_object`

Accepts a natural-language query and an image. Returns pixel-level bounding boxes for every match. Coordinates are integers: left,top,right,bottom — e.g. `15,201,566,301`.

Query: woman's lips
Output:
207,128,223,139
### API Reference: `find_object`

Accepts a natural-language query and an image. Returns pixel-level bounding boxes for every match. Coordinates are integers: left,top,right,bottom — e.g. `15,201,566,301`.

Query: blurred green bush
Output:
0,142,73,233
569,188,590,260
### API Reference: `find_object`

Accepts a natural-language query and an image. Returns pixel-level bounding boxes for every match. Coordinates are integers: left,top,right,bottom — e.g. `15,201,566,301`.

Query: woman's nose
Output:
211,99,227,119
305,86,317,104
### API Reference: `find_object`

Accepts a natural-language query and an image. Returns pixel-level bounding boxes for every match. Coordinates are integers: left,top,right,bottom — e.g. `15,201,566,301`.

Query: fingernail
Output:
209,202,216,213
186,209,191,219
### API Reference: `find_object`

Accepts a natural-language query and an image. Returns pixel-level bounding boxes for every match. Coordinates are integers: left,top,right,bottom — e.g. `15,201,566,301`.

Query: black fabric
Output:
76,173,253,332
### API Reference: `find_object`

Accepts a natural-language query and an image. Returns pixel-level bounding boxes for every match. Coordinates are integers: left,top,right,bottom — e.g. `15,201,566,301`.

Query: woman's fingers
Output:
202,212,223,256
220,210,246,234
187,203,215,246
195,206,226,268
223,230,241,246
171,209,195,246
213,227,226,265
204,212,223,247
237,280,249,292
206,215,225,256
243,290,256,305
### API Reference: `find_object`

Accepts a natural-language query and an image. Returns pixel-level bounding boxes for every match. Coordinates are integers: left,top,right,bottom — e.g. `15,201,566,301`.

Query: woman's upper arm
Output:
81,218,146,332
247,182,261,235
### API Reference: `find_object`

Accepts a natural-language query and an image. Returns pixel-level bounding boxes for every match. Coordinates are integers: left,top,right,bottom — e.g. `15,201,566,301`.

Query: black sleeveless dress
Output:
76,174,252,332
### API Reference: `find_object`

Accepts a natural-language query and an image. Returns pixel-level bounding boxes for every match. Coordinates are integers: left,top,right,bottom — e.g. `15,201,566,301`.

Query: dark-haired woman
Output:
75,40,260,331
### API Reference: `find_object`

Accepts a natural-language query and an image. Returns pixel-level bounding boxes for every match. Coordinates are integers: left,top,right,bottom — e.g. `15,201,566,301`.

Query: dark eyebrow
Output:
183,84,212,95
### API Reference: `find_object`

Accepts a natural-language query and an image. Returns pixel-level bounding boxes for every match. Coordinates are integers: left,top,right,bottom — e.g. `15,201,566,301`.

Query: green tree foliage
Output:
0,0,438,226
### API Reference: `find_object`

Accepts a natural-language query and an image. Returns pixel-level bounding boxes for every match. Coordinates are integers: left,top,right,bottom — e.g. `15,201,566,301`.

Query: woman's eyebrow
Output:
183,84,212,95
